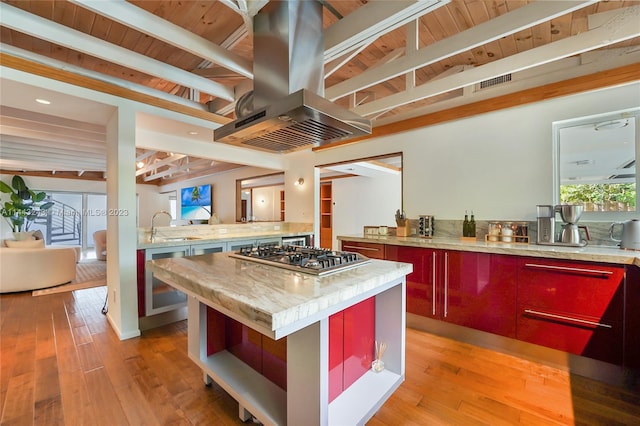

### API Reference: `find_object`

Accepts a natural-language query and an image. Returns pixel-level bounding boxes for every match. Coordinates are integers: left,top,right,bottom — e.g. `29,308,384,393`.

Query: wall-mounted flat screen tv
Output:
181,184,212,220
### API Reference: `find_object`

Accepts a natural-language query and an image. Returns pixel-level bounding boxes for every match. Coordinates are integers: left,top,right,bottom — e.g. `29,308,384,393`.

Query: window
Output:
553,108,639,218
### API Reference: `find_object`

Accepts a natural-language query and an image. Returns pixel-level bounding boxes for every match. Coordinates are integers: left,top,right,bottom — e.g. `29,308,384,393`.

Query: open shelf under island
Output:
146,251,412,425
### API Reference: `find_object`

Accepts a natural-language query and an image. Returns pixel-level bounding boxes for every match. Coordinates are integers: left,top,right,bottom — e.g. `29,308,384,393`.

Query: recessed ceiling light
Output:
188,131,198,135
35,98,51,105
136,161,145,169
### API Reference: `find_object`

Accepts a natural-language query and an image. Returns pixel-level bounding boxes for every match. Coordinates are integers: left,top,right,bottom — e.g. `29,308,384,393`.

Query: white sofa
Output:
0,244,78,293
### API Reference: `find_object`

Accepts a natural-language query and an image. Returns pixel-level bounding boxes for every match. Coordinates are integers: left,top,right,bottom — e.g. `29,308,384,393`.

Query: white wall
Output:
137,185,171,227
332,174,401,249
252,185,284,222
311,83,640,223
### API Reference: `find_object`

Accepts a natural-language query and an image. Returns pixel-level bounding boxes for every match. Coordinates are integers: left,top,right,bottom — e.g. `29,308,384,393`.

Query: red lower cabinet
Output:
386,246,436,318
444,251,517,338
517,258,625,365
328,297,375,402
340,240,385,259
625,265,640,370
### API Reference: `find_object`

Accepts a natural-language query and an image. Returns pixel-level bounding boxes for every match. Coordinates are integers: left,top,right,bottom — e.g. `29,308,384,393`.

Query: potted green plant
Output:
0,175,54,240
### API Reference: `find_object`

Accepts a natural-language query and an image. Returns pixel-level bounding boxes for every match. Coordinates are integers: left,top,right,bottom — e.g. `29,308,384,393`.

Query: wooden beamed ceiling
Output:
0,0,638,184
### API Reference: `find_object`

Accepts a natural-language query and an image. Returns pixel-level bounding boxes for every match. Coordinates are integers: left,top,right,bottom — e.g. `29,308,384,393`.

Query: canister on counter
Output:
488,221,501,241
514,221,529,243
501,221,514,242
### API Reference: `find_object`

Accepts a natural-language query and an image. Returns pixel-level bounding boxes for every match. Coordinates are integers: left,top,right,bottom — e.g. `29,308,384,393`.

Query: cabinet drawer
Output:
517,258,624,321
517,312,622,364
517,257,624,365
340,241,385,259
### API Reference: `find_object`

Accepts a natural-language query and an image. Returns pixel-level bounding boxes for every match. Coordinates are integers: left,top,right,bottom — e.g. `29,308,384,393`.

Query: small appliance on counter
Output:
418,215,435,237
536,204,590,247
610,219,640,250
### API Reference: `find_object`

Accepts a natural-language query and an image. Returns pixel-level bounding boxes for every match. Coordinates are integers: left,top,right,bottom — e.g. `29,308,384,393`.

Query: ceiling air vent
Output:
477,73,512,90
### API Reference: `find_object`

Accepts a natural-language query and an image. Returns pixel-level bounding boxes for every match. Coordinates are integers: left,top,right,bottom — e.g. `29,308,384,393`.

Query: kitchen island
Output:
146,251,412,425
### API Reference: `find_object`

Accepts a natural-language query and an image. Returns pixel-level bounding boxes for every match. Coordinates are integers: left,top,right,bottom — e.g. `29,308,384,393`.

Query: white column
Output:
287,318,329,425
105,106,140,339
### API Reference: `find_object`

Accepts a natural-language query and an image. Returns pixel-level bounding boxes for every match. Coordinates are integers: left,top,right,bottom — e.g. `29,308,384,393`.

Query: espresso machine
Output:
536,204,590,247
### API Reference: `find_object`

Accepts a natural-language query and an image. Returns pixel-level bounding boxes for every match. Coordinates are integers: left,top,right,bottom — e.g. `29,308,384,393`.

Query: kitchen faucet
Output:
151,210,172,242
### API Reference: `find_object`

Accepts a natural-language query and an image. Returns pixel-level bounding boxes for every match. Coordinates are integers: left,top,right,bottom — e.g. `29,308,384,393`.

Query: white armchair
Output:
93,230,107,260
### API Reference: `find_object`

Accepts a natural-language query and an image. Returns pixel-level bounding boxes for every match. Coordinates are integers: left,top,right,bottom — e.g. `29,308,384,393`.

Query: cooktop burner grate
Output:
229,244,370,276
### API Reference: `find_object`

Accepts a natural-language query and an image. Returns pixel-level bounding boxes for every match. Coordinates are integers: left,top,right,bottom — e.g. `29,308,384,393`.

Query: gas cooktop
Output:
228,244,371,276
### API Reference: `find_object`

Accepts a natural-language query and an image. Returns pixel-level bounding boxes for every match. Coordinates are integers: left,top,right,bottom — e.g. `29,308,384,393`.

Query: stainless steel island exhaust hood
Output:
214,1,372,153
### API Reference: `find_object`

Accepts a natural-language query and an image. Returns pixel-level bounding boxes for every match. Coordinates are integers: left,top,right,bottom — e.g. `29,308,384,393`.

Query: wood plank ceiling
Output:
0,0,638,185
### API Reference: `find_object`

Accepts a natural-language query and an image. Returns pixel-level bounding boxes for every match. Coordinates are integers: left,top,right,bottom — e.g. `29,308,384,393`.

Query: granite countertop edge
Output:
146,254,413,334
138,230,313,249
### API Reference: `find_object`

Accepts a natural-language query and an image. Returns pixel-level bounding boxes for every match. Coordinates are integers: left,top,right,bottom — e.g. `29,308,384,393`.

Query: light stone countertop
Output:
146,252,413,338
337,235,640,267
138,230,313,249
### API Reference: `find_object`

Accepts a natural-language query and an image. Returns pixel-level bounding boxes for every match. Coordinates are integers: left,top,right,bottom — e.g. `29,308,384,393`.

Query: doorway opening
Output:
316,153,403,250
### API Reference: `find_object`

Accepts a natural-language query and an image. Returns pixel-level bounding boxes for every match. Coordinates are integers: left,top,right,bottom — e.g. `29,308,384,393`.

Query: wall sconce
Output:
294,178,304,186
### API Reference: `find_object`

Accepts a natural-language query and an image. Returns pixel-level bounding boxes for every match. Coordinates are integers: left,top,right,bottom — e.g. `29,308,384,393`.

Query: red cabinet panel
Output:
625,265,640,370
328,297,375,401
386,246,437,318
343,297,375,390
517,258,625,364
206,308,287,389
206,306,227,356
328,312,344,403
226,320,263,374
518,259,624,321
136,249,146,317
262,335,287,391
444,251,517,338
340,240,385,259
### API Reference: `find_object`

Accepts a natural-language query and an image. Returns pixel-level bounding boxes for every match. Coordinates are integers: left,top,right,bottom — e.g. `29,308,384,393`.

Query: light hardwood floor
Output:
1,287,639,425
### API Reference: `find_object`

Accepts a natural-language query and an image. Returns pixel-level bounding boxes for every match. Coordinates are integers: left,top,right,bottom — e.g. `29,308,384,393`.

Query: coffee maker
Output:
536,205,555,244
557,204,591,245
536,204,590,246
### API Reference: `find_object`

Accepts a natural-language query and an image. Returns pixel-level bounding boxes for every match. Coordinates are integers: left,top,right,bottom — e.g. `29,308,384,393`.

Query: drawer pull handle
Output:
444,252,449,318
432,251,437,316
523,309,612,329
524,263,613,276
343,245,379,252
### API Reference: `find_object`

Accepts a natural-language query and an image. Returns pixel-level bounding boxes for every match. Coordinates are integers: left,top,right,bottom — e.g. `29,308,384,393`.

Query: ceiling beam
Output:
325,0,598,101
323,0,450,63
70,0,253,79
136,154,186,177
0,2,235,101
142,158,213,182
353,5,640,116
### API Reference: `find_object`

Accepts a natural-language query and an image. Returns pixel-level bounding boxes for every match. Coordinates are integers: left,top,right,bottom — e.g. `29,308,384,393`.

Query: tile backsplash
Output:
404,219,621,248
